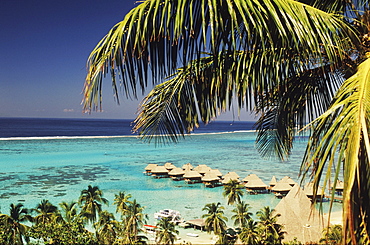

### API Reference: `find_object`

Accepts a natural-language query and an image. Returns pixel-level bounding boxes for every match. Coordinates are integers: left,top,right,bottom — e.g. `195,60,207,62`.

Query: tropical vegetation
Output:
82,0,370,243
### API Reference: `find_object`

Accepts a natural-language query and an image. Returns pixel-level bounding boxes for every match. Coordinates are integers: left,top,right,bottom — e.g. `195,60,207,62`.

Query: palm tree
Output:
59,201,78,223
238,219,260,245
0,203,31,245
83,1,370,242
202,202,228,235
95,210,120,245
123,199,147,243
79,185,109,223
156,217,179,245
114,191,132,218
257,206,285,245
231,201,252,228
223,179,244,205
33,199,59,225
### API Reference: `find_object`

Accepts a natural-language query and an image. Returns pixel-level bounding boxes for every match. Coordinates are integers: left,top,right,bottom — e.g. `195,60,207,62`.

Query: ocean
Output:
0,117,340,225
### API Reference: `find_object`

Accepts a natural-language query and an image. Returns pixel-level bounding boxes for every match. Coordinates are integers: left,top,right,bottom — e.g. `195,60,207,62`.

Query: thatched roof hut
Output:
201,172,221,187
245,178,268,190
242,173,260,182
183,170,202,183
224,172,240,179
144,164,158,175
186,219,206,230
169,167,185,176
151,166,169,178
164,162,176,170
194,164,211,175
280,176,296,186
221,176,241,184
209,169,223,178
182,163,193,171
274,184,328,244
271,182,293,194
304,182,325,199
269,176,277,187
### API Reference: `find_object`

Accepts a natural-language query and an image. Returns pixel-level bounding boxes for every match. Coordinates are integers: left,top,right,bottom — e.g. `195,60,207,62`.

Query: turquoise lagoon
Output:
0,132,340,224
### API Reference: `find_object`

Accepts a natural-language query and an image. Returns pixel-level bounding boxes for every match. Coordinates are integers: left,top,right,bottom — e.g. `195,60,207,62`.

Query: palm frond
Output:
301,57,370,243
83,0,355,113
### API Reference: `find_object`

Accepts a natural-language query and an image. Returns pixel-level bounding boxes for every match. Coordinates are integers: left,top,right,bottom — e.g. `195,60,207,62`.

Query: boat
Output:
154,209,182,223
143,224,158,234
187,233,199,237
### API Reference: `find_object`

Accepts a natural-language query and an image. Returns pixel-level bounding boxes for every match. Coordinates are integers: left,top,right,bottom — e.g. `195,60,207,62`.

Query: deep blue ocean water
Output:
0,117,341,224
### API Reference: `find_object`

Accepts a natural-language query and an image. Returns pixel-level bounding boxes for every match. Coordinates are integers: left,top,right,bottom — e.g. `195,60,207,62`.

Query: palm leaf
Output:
301,57,370,244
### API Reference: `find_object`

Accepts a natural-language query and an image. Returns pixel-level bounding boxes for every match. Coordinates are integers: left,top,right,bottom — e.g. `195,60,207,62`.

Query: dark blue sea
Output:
0,117,256,138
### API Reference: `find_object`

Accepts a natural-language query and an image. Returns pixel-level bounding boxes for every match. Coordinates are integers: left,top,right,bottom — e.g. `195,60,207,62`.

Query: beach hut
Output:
202,171,221,188
221,176,241,185
182,163,193,171
164,162,176,170
274,184,328,244
150,166,169,178
304,182,325,200
183,170,202,184
269,176,277,188
244,178,268,193
186,219,206,231
168,167,185,181
144,164,158,175
271,181,293,197
242,173,260,183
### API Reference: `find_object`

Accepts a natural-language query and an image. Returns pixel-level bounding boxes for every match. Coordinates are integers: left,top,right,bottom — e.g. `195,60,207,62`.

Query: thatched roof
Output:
304,182,325,197
269,176,277,186
221,176,241,184
151,166,169,174
145,164,158,171
186,219,206,227
168,167,185,176
164,162,176,170
183,170,202,178
280,176,296,185
224,172,240,179
182,163,193,171
272,182,293,192
209,169,223,177
194,164,211,174
274,184,328,243
202,172,219,182
245,178,268,189
242,173,260,182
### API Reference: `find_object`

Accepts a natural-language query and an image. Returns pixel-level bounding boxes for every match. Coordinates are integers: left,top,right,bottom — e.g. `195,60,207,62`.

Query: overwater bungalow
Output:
304,182,325,200
224,171,240,180
242,173,260,183
271,182,293,197
150,166,169,178
168,167,185,181
202,172,222,188
183,170,202,184
221,176,241,185
144,164,158,175
182,163,193,171
164,162,176,171
194,164,211,175
280,176,296,186
208,169,223,178
245,178,268,193
269,176,277,188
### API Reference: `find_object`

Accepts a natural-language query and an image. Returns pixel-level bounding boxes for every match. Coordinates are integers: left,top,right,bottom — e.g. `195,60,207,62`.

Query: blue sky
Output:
0,0,255,120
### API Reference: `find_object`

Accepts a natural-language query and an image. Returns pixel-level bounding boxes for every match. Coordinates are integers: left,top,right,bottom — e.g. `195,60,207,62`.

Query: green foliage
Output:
223,179,244,205
156,217,179,245
79,185,109,224
202,202,228,235
320,224,343,244
27,219,97,245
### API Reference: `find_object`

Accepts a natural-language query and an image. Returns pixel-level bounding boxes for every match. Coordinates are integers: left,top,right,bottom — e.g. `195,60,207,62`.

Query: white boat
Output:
154,209,182,223
187,233,199,237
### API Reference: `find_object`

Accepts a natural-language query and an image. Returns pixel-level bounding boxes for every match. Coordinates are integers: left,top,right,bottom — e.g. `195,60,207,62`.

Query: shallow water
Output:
0,131,341,224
